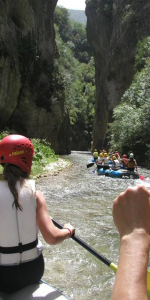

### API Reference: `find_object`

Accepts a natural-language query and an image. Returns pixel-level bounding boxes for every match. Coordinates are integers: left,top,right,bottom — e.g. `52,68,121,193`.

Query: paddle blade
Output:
87,162,95,168
110,262,117,273
139,174,145,180
147,269,150,299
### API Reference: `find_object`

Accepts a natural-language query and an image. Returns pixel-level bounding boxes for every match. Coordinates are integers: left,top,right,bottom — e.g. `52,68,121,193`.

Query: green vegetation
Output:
54,7,96,149
54,6,92,63
68,9,87,26
54,6,71,43
107,37,150,164
121,4,135,26
135,37,150,71
31,139,58,177
0,132,58,178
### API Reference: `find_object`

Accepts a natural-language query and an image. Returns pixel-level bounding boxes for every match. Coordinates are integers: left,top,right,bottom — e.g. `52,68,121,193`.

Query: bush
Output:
31,138,58,177
135,37,150,71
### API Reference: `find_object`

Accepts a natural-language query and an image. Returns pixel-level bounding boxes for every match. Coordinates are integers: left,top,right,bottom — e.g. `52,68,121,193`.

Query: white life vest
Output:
114,159,120,168
0,180,42,266
97,157,103,164
103,157,109,166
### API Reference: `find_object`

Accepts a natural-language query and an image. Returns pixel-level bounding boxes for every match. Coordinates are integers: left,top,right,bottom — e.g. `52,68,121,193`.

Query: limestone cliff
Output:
0,0,70,154
86,0,150,151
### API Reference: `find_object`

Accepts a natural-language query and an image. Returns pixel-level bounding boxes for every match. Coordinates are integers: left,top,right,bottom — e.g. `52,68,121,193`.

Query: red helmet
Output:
0,134,34,174
123,154,127,158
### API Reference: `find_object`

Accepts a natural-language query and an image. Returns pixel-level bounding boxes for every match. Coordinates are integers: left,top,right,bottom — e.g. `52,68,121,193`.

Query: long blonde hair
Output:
3,164,28,211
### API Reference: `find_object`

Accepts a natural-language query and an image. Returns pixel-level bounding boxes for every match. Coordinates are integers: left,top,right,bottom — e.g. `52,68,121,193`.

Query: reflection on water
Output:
37,151,150,300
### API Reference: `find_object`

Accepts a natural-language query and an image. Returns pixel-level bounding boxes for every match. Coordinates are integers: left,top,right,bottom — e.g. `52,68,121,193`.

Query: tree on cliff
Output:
55,6,92,63
54,6,96,150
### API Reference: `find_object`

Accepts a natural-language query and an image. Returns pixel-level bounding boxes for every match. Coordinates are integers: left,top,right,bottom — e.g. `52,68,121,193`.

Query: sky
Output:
57,0,86,10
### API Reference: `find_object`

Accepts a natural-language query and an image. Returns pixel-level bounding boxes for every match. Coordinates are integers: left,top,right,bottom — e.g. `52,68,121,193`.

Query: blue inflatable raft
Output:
97,168,139,179
97,168,109,176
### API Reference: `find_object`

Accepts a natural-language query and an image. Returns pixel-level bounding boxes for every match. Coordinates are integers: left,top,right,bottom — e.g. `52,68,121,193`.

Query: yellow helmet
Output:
99,153,103,157
112,156,116,160
104,153,108,157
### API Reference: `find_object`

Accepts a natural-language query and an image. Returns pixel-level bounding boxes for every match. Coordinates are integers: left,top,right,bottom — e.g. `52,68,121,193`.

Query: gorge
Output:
0,0,150,154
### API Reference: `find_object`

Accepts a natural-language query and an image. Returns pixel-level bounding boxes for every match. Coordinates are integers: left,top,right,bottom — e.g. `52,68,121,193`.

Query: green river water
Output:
37,151,150,300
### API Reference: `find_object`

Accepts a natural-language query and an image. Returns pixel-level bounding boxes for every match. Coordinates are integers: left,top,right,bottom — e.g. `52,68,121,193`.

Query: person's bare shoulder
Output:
36,190,47,208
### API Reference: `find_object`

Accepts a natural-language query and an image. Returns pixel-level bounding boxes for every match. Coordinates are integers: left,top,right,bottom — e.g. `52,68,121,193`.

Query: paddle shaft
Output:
52,218,150,299
52,218,111,267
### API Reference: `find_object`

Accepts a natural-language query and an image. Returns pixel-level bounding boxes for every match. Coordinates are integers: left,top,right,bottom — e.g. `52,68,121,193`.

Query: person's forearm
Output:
42,226,72,245
111,232,150,300
50,228,71,244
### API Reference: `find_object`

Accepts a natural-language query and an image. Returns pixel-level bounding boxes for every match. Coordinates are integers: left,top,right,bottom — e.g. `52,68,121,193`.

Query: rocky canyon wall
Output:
0,0,70,154
86,0,150,151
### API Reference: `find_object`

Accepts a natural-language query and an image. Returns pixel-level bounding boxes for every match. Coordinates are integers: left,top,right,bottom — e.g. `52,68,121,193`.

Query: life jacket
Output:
103,157,109,166
113,159,120,169
93,151,98,159
0,180,42,266
127,158,135,169
97,157,103,165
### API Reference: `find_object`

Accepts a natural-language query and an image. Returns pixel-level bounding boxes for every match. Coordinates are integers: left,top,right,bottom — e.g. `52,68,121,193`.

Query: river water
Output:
36,151,150,300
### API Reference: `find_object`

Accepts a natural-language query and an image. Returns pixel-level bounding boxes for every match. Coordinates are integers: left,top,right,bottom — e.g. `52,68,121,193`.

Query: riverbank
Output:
33,157,73,179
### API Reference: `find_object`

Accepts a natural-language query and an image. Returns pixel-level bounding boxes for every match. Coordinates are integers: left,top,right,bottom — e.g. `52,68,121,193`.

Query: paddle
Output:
52,218,150,298
52,218,116,269
139,173,145,181
87,162,95,168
